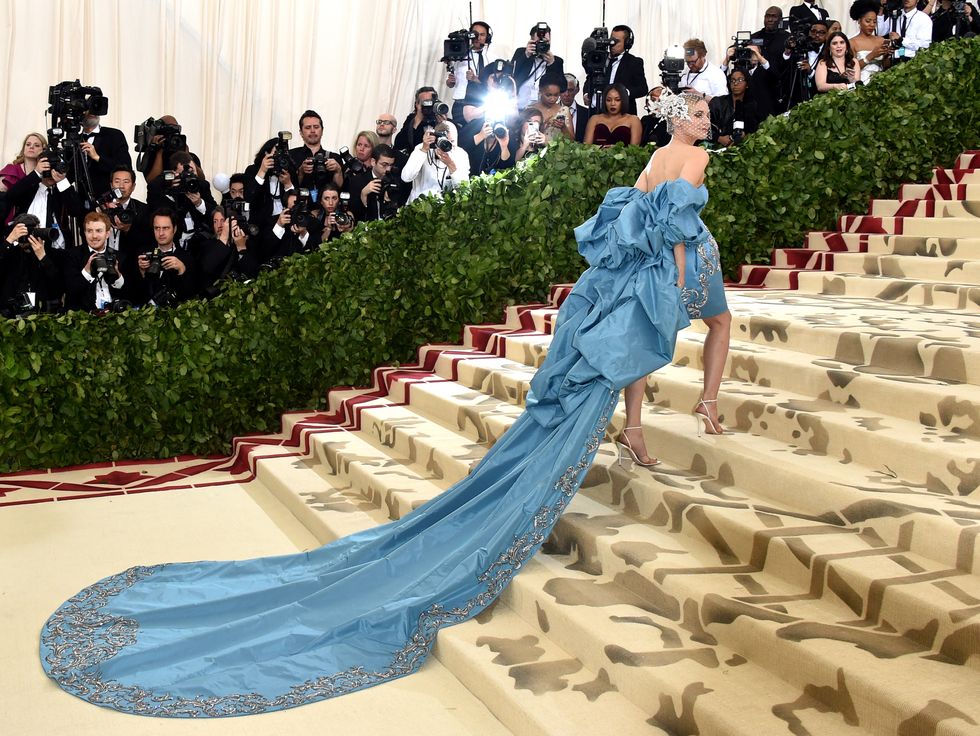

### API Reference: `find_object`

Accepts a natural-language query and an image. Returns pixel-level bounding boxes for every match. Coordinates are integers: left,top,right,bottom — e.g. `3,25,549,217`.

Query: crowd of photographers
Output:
0,0,974,318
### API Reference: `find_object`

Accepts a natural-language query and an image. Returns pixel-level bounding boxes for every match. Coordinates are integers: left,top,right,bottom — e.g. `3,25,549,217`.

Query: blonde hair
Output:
352,130,380,151
12,132,48,166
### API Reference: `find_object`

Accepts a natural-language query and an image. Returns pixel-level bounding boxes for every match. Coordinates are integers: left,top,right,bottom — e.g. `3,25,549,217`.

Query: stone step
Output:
840,215,980,238
795,270,980,313
832,252,980,286
708,290,980,387
670,331,980,436
867,198,980,218
434,603,667,736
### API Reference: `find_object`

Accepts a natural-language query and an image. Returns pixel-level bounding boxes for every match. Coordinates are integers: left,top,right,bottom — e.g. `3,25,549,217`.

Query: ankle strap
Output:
623,425,643,430
698,399,717,404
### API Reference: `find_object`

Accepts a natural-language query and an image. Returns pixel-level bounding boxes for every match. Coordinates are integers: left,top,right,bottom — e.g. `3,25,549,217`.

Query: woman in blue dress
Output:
39,92,729,718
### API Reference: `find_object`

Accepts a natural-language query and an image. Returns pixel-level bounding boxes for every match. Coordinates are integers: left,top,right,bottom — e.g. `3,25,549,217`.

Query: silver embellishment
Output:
41,391,618,717
681,235,721,319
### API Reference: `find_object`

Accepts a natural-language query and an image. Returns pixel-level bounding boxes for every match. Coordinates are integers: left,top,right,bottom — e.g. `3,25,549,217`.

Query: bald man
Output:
754,6,791,64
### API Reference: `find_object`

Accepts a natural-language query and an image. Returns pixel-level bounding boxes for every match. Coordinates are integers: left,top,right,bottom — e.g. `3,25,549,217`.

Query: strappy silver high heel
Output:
616,426,660,467
693,398,728,437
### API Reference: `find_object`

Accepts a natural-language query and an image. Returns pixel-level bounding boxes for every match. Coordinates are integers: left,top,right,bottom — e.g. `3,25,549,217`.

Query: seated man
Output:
348,144,404,222
135,208,199,307
64,212,126,312
402,123,471,205
0,215,62,316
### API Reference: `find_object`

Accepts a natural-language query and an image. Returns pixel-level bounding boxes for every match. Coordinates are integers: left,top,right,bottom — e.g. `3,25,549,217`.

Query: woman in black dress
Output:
815,32,859,93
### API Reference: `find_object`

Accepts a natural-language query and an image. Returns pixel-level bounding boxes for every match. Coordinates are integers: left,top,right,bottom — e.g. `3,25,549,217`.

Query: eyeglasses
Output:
731,78,747,84
376,119,396,126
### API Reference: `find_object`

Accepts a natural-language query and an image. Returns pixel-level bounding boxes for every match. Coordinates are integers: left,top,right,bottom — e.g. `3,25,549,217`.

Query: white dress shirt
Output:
81,246,124,309
679,60,730,98
401,145,471,204
878,9,932,57
450,48,490,101
27,178,71,250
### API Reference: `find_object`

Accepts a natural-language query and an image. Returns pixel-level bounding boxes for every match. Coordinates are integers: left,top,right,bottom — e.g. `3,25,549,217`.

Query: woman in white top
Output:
849,0,890,84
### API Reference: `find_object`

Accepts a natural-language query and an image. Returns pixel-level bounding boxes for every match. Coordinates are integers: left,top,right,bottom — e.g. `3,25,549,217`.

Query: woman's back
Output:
636,145,708,192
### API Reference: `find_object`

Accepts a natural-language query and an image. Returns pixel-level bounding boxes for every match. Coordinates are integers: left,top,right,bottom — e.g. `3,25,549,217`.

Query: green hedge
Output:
705,37,980,267
1,38,977,473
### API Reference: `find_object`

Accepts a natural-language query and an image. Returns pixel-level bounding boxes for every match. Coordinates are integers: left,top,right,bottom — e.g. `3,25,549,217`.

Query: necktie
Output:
901,13,909,36
45,187,55,228
477,53,484,76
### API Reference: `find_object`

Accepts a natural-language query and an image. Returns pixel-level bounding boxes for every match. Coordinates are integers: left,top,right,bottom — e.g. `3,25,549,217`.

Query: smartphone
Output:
528,121,540,135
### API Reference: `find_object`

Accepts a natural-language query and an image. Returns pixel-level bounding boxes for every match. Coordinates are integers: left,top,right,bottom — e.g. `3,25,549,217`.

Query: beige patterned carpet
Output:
2,153,979,735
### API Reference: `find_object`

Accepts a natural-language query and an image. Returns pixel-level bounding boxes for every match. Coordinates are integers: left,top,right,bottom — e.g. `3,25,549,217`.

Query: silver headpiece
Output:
649,88,692,123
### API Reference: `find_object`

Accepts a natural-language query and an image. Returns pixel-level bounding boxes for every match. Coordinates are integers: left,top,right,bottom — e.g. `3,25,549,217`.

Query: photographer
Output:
64,212,125,312
679,39,730,99
511,23,565,110
135,208,198,306
755,7,792,62
931,0,979,40
137,115,189,184
342,131,380,178
394,88,452,154
289,110,344,191
244,137,296,231
446,21,493,121
401,122,470,204
264,189,326,260
459,76,518,175
0,214,62,317
710,69,765,146
78,112,132,203
347,144,404,221
226,174,247,203
779,18,829,108
146,151,218,246
880,0,934,58
197,207,261,296
724,42,777,116
583,25,648,115
316,185,356,241
790,1,831,22
5,150,85,250
99,166,148,253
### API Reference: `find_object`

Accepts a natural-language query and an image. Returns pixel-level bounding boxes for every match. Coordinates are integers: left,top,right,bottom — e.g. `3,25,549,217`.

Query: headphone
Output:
472,20,492,46
619,25,635,51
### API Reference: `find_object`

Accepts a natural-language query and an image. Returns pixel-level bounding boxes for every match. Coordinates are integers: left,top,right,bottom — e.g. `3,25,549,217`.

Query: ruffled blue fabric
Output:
39,180,702,718
526,180,706,427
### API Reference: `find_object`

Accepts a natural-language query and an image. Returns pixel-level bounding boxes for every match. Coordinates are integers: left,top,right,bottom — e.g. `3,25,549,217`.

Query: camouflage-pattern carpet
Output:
3,154,979,735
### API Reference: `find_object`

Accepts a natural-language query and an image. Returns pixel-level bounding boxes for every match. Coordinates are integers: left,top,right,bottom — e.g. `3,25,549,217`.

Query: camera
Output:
420,98,451,126
8,214,57,246
311,150,331,181
337,146,363,174
782,17,818,56
582,27,614,78
163,168,200,194
224,199,259,237
334,192,354,228
90,251,118,282
659,45,686,94
145,248,165,277
428,128,453,153
133,118,187,153
272,130,292,176
48,81,108,131
533,22,551,56
442,28,475,64
39,141,70,176
731,32,756,70
96,188,135,226
289,188,314,229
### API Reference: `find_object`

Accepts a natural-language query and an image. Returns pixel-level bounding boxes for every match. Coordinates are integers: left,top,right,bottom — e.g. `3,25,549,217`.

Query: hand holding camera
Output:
79,141,100,162
421,130,436,149
258,151,275,177
5,224,28,246
161,255,185,275
277,209,292,228
27,235,46,261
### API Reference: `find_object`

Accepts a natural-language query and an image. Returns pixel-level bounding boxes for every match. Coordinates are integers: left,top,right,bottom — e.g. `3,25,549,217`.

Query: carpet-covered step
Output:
771,248,836,270
840,215,980,237
504,545,969,736
671,332,980,435
832,252,980,285
795,270,980,313
863,234,980,259
434,603,667,736
932,167,980,186
697,290,980,387
900,183,980,201
733,265,804,289
954,151,980,170
867,198,980,218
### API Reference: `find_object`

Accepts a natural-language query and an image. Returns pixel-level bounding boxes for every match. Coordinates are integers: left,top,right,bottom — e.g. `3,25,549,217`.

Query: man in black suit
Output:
77,113,132,204
0,215,62,316
64,211,126,312
755,6,793,63
595,25,648,115
135,208,199,306
511,23,565,110
5,153,85,250
559,74,591,142
347,144,403,222
790,1,830,23
289,110,344,191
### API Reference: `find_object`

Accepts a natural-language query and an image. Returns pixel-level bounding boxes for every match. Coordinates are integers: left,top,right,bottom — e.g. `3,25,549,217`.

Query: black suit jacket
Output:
197,237,262,296
570,102,591,143
789,3,830,23
610,53,648,115
289,145,344,189
63,246,126,312
82,127,133,200
0,238,62,312
510,51,565,91
243,163,295,231
6,171,85,249
135,246,198,305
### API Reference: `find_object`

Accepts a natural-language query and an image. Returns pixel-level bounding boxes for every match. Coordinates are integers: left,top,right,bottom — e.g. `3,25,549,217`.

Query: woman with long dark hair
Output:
815,31,859,92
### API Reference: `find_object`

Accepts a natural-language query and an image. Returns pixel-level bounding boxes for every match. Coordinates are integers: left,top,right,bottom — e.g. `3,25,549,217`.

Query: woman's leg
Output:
621,377,656,463
696,310,732,432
